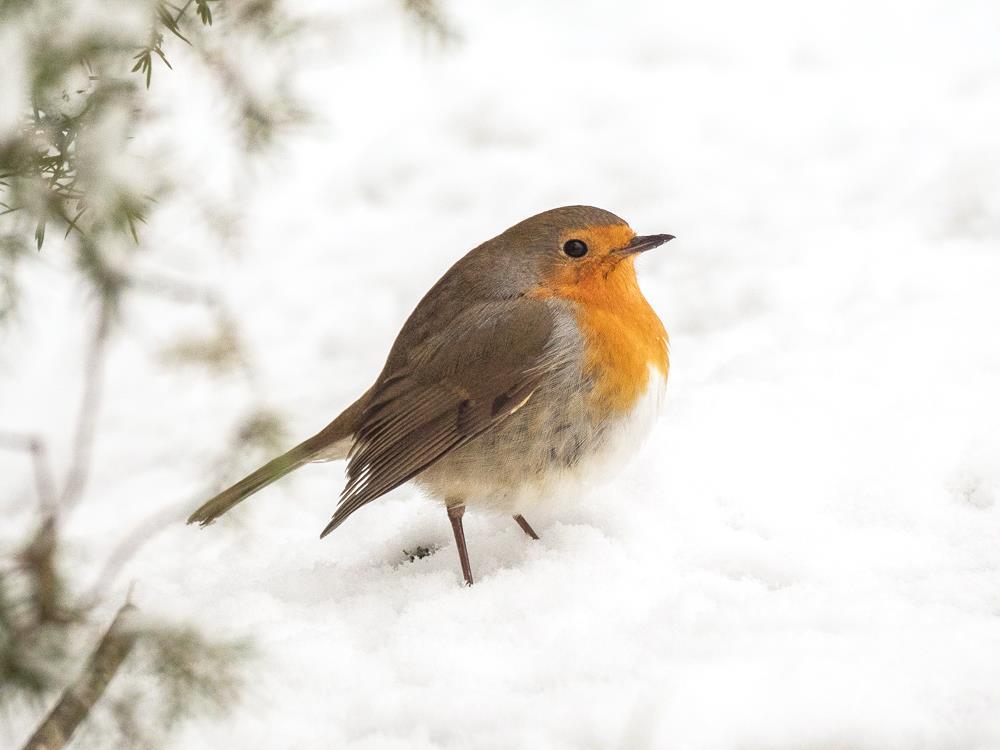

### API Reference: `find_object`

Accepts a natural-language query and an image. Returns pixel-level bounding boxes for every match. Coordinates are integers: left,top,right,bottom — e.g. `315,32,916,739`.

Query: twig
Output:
81,445,250,605
127,271,220,308
173,0,195,25
59,300,112,511
20,599,140,750
81,499,191,607
0,431,58,513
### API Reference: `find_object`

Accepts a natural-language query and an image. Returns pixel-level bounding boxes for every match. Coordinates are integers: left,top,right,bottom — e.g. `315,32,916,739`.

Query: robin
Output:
188,205,673,585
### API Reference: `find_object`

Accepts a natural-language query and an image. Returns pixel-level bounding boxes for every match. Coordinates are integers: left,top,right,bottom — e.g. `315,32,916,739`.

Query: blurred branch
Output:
0,234,29,324
400,0,458,44
83,408,287,605
17,517,78,628
20,598,139,750
0,432,58,513
59,299,112,512
127,270,220,307
81,501,189,609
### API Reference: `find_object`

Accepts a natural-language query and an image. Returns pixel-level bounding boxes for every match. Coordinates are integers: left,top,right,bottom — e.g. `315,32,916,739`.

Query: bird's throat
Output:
534,258,669,414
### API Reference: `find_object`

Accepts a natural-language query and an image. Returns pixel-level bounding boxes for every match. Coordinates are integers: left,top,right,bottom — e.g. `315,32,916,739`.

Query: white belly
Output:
484,365,667,514
410,364,667,514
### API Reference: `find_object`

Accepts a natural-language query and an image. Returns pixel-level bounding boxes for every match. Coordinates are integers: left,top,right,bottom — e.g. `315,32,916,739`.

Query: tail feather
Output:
187,387,373,528
187,444,312,526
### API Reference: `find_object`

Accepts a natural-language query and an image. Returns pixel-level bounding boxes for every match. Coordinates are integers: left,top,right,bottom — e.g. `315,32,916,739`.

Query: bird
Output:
188,205,673,585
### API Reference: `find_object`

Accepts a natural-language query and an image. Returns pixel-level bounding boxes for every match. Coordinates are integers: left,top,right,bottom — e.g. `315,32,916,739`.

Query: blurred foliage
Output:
0,571,67,703
232,408,288,457
71,621,252,749
159,315,245,372
0,0,453,319
1,0,455,744
0,0,306,312
1,527,250,747
401,0,458,44
0,1,296,743
133,624,251,729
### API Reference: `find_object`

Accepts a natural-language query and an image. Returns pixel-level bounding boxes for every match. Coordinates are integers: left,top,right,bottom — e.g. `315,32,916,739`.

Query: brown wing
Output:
320,299,559,536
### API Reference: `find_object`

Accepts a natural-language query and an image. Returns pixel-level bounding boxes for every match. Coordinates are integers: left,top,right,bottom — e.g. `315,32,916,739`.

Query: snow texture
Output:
3,0,1000,747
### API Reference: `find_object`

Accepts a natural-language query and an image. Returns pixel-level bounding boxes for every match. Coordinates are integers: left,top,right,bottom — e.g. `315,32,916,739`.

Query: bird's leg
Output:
447,503,474,586
513,514,540,540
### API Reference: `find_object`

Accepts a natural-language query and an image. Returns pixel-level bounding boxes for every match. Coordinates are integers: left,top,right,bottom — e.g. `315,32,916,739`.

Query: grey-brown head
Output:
440,205,674,300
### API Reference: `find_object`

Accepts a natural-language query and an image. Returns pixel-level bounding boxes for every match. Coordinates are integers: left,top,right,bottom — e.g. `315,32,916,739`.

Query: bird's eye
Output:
563,239,588,258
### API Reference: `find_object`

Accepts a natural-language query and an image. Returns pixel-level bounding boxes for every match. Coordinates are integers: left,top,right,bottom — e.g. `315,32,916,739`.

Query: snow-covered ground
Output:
4,0,1000,747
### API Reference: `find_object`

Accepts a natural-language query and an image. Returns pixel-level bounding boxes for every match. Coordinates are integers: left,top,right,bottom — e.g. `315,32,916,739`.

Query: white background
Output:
3,0,1000,747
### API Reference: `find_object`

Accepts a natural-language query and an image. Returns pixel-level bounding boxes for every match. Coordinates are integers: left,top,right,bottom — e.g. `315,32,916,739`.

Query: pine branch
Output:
19,599,139,750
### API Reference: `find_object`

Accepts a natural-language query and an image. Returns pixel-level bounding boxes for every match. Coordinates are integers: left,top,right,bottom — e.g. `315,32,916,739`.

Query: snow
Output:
3,0,1000,747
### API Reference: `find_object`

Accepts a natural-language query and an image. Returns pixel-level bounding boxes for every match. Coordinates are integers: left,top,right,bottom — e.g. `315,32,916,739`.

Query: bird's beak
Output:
618,233,675,256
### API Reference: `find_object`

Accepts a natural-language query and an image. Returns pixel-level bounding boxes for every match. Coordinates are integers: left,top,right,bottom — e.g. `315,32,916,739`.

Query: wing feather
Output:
320,299,559,536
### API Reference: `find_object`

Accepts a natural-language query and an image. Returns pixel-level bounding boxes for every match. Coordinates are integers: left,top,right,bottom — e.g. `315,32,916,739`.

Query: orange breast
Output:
534,256,668,414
